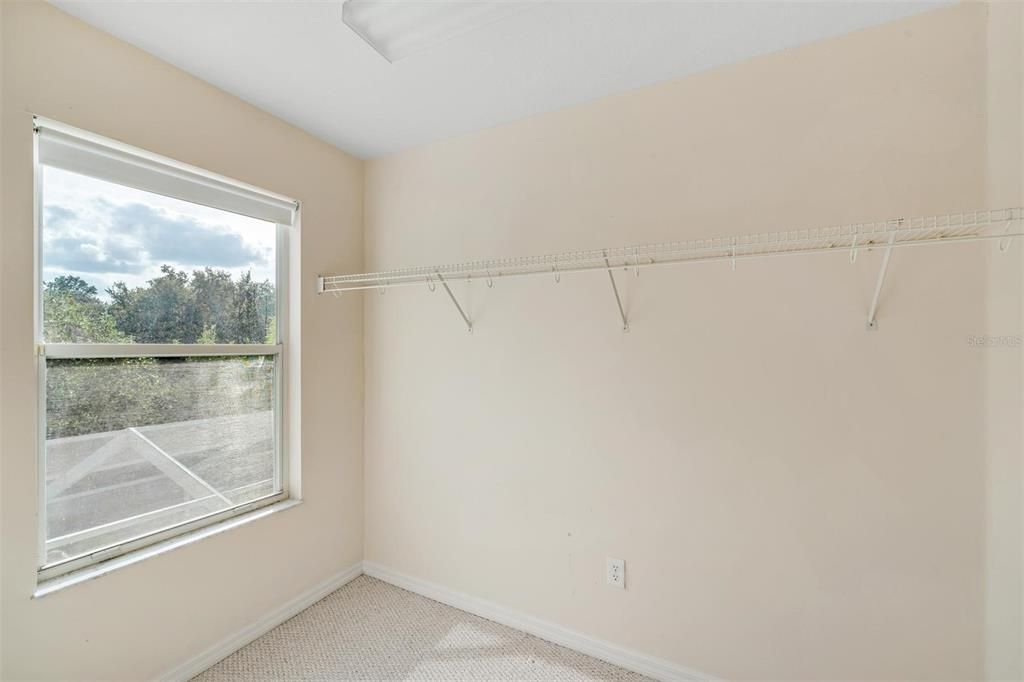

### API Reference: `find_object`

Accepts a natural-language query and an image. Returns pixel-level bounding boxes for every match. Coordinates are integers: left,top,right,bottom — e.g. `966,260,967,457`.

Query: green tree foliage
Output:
44,268,276,438
198,325,218,344
49,275,100,301
46,356,274,439
102,266,274,345
44,276,130,344
191,267,235,343
107,265,201,343
232,272,262,343
47,357,165,437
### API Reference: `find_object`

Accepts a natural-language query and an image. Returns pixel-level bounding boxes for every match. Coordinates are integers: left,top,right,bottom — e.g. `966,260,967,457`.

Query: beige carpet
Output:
194,575,650,681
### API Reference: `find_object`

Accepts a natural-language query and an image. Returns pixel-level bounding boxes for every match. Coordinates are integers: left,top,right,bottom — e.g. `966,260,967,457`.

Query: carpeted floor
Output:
194,575,649,681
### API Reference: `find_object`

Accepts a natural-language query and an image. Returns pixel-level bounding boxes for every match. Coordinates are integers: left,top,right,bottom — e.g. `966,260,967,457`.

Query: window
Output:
35,118,297,580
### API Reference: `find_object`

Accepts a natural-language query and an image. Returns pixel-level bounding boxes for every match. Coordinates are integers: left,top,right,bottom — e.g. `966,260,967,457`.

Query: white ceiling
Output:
49,1,950,159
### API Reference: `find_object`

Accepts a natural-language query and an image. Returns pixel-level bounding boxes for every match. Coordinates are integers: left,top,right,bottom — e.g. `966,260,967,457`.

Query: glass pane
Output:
41,165,277,344
44,355,278,566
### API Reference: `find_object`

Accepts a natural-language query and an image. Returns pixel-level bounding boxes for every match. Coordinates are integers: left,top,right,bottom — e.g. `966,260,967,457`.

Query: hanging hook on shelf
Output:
850,229,859,263
633,247,641,277
427,276,437,293
485,271,494,288
731,237,737,271
553,265,560,284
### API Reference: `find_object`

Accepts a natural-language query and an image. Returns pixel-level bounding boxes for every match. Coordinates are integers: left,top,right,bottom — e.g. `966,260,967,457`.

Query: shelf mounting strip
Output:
318,207,1023,333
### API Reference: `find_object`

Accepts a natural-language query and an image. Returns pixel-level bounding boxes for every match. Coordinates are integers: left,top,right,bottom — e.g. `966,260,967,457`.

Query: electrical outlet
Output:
606,557,625,589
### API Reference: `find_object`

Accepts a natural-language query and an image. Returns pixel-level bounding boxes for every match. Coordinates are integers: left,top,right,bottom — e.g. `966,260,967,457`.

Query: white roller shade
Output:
35,118,297,225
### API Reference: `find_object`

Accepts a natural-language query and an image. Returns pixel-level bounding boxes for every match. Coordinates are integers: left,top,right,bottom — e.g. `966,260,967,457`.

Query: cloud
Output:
43,204,144,274
42,201,270,280
111,203,268,269
44,205,76,229
45,236,146,274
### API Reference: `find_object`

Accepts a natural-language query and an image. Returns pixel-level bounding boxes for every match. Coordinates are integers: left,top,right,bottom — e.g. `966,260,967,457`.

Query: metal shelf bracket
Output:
604,252,629,333
999,219,1016,252
865,228,898,331
435,272,473,333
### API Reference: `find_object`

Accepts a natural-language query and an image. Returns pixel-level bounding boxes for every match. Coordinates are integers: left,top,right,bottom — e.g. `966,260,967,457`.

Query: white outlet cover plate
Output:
607,557,625,589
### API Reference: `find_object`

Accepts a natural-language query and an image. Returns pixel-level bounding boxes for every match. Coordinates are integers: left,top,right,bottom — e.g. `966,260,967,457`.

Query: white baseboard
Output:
362,561,714,682
160,561,364,681
162,560,713,682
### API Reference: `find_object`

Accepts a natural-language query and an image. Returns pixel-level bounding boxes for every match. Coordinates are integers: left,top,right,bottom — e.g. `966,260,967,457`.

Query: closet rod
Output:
318,207,1022,294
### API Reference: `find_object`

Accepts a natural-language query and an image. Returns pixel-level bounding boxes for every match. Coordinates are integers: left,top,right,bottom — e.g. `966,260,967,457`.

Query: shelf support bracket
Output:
435,272,473,334
998,219,1016,252
865,229,897,331
604,253,629,333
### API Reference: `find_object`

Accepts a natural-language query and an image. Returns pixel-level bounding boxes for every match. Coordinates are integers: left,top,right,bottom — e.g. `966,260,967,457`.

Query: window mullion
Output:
43,343,281,359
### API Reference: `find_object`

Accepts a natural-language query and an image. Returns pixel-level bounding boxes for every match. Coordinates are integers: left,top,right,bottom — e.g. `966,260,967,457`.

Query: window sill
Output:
33,498,302,599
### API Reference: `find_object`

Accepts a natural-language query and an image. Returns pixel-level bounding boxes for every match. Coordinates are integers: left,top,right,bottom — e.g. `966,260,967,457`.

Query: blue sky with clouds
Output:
42,166,276,298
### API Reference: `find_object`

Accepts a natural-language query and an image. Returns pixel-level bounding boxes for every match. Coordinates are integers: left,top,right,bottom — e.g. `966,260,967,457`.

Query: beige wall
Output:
364,4,1020,680
0,2,364,680
984,2,1024,679
2,2,1020,680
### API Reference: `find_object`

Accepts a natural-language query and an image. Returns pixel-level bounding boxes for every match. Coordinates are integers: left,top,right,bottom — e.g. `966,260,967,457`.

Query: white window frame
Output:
33,117,297,582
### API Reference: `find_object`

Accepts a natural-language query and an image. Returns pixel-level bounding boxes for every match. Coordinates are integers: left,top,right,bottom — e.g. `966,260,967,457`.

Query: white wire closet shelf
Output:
318,207,1023,332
